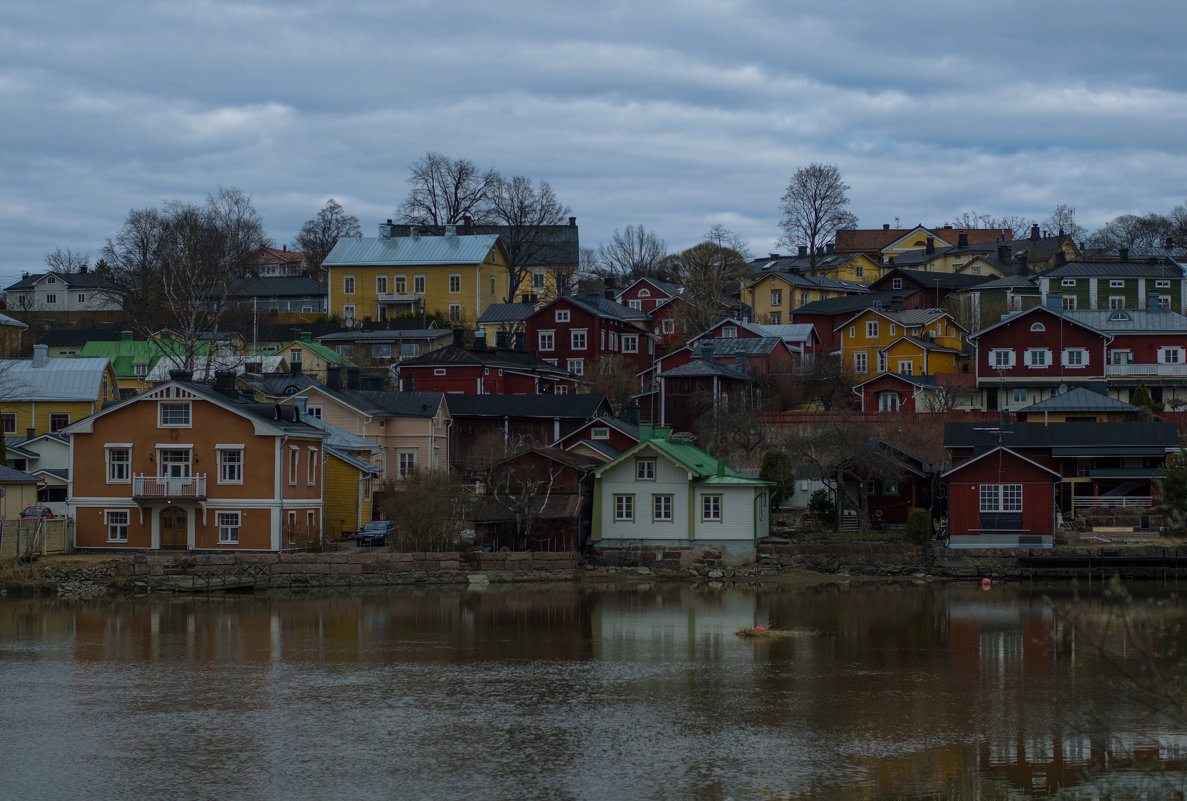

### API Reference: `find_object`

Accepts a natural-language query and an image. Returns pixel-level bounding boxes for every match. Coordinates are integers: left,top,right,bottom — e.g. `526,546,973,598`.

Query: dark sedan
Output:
355,520,393,547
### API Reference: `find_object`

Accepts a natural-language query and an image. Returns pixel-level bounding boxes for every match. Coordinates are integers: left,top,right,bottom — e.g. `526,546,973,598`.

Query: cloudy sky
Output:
3,0,1186,288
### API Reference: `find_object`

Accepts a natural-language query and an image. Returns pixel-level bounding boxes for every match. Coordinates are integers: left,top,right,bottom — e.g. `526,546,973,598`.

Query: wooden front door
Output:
160,507,188,550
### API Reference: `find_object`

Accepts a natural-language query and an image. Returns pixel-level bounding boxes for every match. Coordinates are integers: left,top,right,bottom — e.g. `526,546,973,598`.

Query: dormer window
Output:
721,326,737,338
47,276,56,284
1108,310,1131,322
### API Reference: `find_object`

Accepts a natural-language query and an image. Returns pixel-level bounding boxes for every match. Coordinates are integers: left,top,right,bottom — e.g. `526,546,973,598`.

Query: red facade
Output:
945,449,1057,538
616,278,677,314
856,373,923,412
525,297,653,380
971,307,1106,383
400,363,576,395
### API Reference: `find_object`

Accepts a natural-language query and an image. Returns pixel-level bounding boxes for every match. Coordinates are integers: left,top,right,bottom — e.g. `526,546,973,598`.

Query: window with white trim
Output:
538,331,555,351
106,447,131,483
653,494,673,522
1110,350,1133,365
865,321,879,338
106,510,129,542
1062,296,1077,310
1110,279,1125,288
1109,296,1125,310
567,358,584,376
397,450,416,478
1159,347,1184,364
343,275,355,295
701,495,722,522
1063,348,1088,368
1,414,14,434
1030,322,1045,332
533,273,546,289
614,494,634,522
45,294,57,304
159,401,191,427
591,426,609,440
448,304,462,321
661,318,675,335
1012,388,1028,404
771,289,782,306
571,329,587,350
218,512,241,544
990,349,1015,369
555,309,570,323
342,304,355,320
394,275,406,294
769,312,781,325
288,447,299,485
1061,279,1076,287
892,278,903,290
636,458,656,480
980,484,1022,512
1156,280,1172,289
1026,348,1051,367
414,275,425,294
721,326,737,338
449,274,462,293
307,447,318,485
877,353,887,373
622,334,639,353
878,392,899,412
897,361,913,375
854,352,867,373
376,275,388,294
628,300,642,310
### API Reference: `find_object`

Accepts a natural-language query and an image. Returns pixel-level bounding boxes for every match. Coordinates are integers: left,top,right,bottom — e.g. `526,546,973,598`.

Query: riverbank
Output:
7,541,1187,598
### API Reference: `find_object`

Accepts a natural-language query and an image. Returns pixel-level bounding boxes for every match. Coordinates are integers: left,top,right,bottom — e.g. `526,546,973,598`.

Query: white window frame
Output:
1109,279,1125,288
218,511,241,544
770,289,782,306
1025,348,1051,368
376,275,388,294
288,446,299,485
158,401,191,428
701,494,722,522
106,510,129,542
538,331,555,351
1061,278,1076,288
1156,280,1172,289
1109,296,1126,310
343,275,356,295
307,446,318,485
448,303,462,321
891,278,903,290
397,449,416,478
897,360,913,375
661,318,675,335
622,334,639,354
653,494,673,523
449,273,462,293
342,304,356,320
555,309,570,323
106,445,132,484
636,458,656,480
628,299,642,311
567,358,584,376
853,352,867,373
1062,296,1077,310
989,348,1015,369
614,494,635,522
1159,347,1184,364
571,329,588,350
878,392,899,412
1012,388,1028,404
980,483,1023,513
414,275,426,294
1030,322,1045,332
721,326,737,338
866,321,879,338
1062,348,1089,368
591,426,610,440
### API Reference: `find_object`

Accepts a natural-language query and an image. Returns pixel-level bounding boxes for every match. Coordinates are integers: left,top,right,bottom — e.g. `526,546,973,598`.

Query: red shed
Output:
942,446,1060,548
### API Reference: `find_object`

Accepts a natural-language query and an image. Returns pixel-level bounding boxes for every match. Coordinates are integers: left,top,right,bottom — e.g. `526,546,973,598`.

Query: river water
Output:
2,580,1186,801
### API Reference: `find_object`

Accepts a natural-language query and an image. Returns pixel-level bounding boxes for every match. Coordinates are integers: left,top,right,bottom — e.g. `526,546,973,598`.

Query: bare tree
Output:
704,224,753,260
945,210,1029,240
485,175,572,301
1088,212,1181,251
379,469,466,551
101,189,268,372
778,164,858,271
44,247,89,274
585,355,639,410
657,241,748,335
396,152,498,226
596,225,666,281
486,460,561,550
294,198,361,280
1042,204,1087,242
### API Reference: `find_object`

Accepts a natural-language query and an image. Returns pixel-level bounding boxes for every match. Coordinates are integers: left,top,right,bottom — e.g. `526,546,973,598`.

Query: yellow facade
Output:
513,268,562,304
328,244,510,326
837,309,965,378
809,254,881,284
745,273,859,325
323,450,375,540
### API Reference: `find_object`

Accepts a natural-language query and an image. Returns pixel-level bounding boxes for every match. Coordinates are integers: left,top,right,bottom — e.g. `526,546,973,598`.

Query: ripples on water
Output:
1,582,1186,800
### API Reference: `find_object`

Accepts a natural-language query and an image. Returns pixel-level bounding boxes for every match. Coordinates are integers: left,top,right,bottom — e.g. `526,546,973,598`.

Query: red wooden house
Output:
942,447,1060,548
525,293,655,381
552,414,642,461
399,331,577,395
615,276,680,314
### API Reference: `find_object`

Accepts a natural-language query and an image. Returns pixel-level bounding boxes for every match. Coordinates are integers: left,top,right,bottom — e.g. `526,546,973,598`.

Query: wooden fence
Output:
0,518,72,561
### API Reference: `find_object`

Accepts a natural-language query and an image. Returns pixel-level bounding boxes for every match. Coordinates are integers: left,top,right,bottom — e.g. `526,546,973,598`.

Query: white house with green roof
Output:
591,426,771,563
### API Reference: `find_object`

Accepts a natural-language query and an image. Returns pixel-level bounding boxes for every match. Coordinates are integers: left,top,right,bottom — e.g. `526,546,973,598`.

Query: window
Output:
336,344,354,358
449,274,462,293
1110,350,1133,365
878,392,899,412
866,321,879,338
307,405,322,419
133,362,148,377
307,447,318,485
1063,348,1088,368
628,300,642,310
897,361,913,375
891,278,903,290
414,275,425,294
990,349,1014,369
721,326,737,338
591,426,610,440
854,352,867,373
1012,388,1028,404
1026,348,1050,368
653,495,673,522
701,494,722,522
372,344,392,358
397,450,416,478
854,264,864,278
343,275,355,294
394,275,406,294
290,349,302,363
571,330,587,350
106,447,131,483
888,324,896,337
556,385,568,394
49,413,69,432
801,292,810,305
533,273,546,289
1062,296,1076,311
77,293,86,303
769,312,782,325
217,447,243,482
1109,296,1126,310
158,401,190,430
1159,347,1183,364
636,458,656,480
45,294,57,304
376,275,388,294
1156,280,1172,289
218,512,241,544
106,510,129,542
1,414,14,434
638,289,651,298
46,276,56,284
539,331,555,351
770,289,783,306
1159,295,1171,310
567,358,584,376
980,484,1022,512
448,304,462,321
434,368,446,376
1030,322,1045,332
848,326,856,340
1061,279,1076,287
661,318,675,335
1110,279,1125,288
401,343,420,358
288,447,298,485
878,353,887,373
556,309,570,323
622,334,639,353
491,276,497,296
614,494,634,522
158,449,191,478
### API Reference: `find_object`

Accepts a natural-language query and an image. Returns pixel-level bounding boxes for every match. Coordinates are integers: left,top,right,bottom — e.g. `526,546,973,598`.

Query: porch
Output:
132,474,207,501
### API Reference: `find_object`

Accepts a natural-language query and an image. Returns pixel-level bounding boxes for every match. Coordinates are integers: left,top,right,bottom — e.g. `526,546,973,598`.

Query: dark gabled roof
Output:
852,371,937,390
211,276,327,298
317,328,448,343
558,293,653,324
944,421,1177,451
331,389,445,418
4,271,121,291
966,304,1107,342
492,446,601,472
37,327,127,346
1068,309,1187,333
873,268,994,291
690,336,784,357
555,414,641,446
748,251,873,275
1019,387,1137,414
660,359,752,380
0,465,40,483
748,269,868,293
401,344,571,376
835,226,1011,254
179,381,326,436
444,393,612,419
238,371,323,399
888,335,964,355
478,303,538,324
793,290,902,316
616,276,681,298
960,274,1040,292
1037,261,1185,279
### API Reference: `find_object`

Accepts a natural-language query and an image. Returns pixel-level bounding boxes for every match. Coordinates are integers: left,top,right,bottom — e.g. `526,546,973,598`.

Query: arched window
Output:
1030,322,1045,332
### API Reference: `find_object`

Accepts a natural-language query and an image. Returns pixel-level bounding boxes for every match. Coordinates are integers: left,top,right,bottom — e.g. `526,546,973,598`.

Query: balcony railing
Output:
132,474,207,500
1105,363,1187,377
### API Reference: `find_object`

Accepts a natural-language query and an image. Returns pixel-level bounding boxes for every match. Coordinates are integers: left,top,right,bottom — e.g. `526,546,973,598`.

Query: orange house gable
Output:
66,378,325,552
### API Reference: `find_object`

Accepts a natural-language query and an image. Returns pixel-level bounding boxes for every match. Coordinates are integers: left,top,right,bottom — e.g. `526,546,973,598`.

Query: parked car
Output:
20,506,56,520
355,520,393,547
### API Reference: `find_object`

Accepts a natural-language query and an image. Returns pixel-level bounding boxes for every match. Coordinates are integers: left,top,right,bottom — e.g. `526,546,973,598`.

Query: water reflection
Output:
0,582,1185,800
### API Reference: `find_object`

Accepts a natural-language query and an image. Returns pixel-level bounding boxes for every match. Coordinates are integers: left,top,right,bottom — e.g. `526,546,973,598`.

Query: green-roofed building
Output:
259,331,356,383
79,330,216,395
591,425,772,564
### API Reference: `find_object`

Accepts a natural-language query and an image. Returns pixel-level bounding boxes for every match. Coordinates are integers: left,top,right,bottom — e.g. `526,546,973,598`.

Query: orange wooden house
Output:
65,372,325,551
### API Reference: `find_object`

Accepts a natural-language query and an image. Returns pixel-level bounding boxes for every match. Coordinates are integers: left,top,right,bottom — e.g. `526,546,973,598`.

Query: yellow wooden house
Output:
292,398,381,540
0,345,120,437
836,307,967,379
324,224,510,327
745,270,868,325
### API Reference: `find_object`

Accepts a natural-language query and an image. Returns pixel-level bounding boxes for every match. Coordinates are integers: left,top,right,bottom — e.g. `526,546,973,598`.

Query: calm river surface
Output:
2,580,1187,801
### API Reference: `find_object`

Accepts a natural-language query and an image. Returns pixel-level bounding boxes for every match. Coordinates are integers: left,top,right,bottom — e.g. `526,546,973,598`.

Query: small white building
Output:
591,426,771,564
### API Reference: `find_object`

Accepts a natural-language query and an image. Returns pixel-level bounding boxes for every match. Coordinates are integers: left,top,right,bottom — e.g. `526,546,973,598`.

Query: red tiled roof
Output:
835,227,1011,253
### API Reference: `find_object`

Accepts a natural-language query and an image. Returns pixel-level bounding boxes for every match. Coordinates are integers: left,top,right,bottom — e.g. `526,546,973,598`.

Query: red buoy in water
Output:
981,578,992,590
754,626,767,632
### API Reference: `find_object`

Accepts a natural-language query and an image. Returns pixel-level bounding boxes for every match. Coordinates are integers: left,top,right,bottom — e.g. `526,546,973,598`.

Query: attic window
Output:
1108,310,1131,322
1030,322,1045,332
591,426,610,440
638,289,651,298
721,326,737,338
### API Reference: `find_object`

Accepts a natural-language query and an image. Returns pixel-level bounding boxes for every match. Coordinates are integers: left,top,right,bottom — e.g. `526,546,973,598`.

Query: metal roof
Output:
1066,309,1187,333
477,303,537,324
0,356,112,401
0,465,39,483
1019,387,1137,413
1038,261,1185,279
444,393,612,419
323,234,500,267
